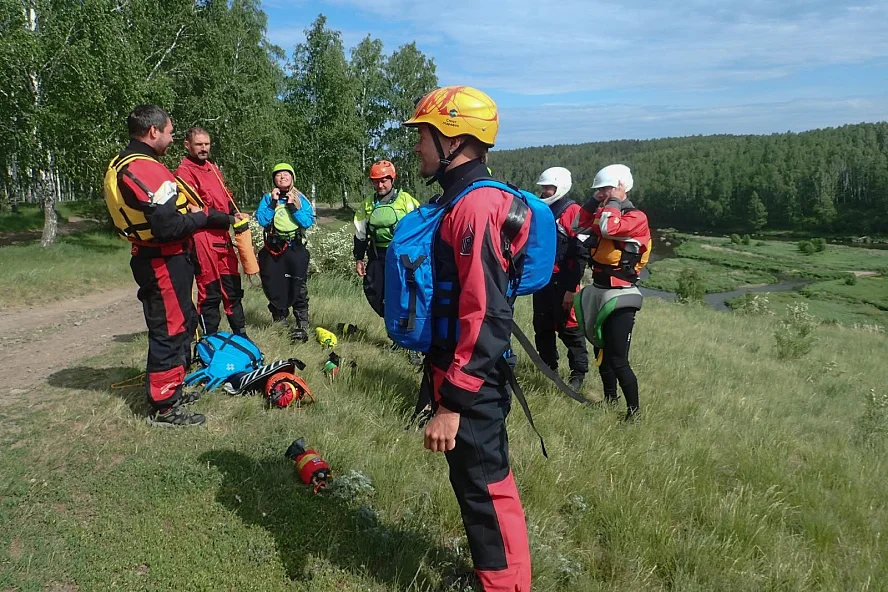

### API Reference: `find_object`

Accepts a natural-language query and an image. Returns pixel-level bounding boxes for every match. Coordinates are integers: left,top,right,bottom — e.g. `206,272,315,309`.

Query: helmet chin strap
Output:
426,130,467,186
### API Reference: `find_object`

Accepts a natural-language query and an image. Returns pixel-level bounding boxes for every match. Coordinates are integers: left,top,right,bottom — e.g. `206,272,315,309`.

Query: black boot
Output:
568,373,585,392
290,322,309,343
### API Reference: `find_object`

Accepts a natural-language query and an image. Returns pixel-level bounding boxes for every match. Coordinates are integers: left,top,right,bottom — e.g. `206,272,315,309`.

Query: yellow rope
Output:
110,372,145,389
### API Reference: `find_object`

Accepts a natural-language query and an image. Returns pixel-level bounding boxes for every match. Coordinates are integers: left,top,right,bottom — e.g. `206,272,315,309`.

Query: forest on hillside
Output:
490,123,888,235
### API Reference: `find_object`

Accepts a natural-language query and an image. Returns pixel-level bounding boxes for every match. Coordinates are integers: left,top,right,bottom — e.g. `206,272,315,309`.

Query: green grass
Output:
643,258,778,293
0,230,132,308
2,275,888,590
801,276,888,311
672,233,888,279
0,204,67,233
0,200,112,233
727,291,888,330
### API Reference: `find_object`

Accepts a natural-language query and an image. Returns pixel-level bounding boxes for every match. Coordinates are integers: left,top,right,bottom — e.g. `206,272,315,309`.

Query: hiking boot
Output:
290,326,309,343
178,389,202,406
568,373,585,392
624,407,641,423
148,404,206,428
407,350,423,366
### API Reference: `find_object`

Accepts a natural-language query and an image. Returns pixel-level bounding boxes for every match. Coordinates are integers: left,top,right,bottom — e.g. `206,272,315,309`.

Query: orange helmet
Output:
369,160,397,180
265,372,314,408
403,86,498,146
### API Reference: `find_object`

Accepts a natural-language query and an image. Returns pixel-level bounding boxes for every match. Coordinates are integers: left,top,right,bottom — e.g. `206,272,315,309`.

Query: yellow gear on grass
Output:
315,327,337,348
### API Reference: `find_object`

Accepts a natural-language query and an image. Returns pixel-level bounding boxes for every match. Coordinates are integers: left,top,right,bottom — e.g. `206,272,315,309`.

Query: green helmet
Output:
272,162,295,182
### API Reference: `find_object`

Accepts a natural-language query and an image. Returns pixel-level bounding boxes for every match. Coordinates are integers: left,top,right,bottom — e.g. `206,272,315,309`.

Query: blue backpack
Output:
385,180,555,352
184,332,265,391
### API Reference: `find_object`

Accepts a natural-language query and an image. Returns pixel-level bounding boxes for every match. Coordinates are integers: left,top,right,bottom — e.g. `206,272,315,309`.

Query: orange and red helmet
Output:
266,372,313,408
369,160,397,180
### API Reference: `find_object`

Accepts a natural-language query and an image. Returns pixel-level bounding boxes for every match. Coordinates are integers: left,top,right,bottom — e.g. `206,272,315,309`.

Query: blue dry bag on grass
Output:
384,180,555,352
184,332,264,391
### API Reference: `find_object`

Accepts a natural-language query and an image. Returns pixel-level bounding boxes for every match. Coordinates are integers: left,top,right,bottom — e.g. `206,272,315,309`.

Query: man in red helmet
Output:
404,86,532,591
353,160,419,317
175,127,250,337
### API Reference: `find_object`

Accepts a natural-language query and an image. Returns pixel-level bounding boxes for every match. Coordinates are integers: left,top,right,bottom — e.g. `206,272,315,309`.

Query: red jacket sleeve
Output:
594,199,649,241
436,188,531,411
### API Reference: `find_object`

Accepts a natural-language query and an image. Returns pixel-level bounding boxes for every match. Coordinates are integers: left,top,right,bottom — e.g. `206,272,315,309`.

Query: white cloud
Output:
333,0,888,93
495,94,888,149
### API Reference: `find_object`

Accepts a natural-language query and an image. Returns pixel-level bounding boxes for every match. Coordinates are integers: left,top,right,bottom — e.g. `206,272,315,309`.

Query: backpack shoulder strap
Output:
496,357,547,458
551,197,576,221
510,322,597,407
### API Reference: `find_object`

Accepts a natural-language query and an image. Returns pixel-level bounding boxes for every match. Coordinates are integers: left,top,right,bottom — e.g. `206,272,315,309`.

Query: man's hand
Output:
562,290,576,311
187,203,202,214
355,260,366,276
234,212,249,222
424,406,460,453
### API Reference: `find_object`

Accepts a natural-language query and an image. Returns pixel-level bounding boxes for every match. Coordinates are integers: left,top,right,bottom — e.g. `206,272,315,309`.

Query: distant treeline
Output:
490,122,888,234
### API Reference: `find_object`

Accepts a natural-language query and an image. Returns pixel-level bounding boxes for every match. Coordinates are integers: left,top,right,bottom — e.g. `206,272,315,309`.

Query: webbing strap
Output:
511,323,596,406
496,358,547,458
208,164,238,213
400,254,426,331
215,333,260,366
502,197,528,303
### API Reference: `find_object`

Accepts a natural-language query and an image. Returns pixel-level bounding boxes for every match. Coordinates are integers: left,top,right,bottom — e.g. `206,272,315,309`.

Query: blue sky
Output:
261,0,888,150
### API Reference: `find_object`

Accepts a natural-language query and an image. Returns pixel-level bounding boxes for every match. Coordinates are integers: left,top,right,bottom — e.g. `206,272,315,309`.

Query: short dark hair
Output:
127,105,170,138
185,126,210,142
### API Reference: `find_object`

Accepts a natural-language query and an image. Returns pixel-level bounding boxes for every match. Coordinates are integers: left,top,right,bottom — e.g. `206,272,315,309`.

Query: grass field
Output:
642,258,777,293
801,276,888,311
671,233,888,279
0,230,132,308
2,272,887,591
0,202,100,233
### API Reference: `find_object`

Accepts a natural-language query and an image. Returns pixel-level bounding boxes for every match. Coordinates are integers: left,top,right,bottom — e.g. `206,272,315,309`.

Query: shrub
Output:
811,237,827,252
742,234,751,245
306,223,359,281
730,233,742,244
845,273,858,286
732,293,774,316
797,240,816,255
856,388,888,447
677,267,705,303
755,241,767,247
774,301,818,359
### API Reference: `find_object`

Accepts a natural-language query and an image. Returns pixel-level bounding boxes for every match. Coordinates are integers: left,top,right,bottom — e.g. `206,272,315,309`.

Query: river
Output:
637,230,812,311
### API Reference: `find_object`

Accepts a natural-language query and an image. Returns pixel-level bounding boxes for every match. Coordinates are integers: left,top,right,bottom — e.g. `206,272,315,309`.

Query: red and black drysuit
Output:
175,156,246,336
532,197,589,380
417,159,532,591
117,141,208,411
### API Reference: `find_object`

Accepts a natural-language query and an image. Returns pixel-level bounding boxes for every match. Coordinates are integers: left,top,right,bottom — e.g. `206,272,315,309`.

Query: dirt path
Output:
0,286,145,401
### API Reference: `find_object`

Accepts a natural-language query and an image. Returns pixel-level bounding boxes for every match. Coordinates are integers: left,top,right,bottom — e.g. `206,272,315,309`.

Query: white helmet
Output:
536,166,572,204
592,164,633,193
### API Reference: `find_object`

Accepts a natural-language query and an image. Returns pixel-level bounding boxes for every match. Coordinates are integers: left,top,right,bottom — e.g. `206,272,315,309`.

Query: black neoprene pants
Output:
593,308,639,412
